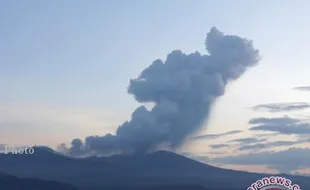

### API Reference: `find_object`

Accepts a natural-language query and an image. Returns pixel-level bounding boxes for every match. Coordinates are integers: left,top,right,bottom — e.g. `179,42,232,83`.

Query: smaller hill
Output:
0,172,78,190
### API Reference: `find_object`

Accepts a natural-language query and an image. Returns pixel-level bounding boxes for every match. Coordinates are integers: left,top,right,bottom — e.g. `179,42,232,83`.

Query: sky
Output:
1,0,310,175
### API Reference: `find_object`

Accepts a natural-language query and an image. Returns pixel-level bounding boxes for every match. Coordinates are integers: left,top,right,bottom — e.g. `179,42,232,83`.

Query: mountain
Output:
0,147,309,190
0,172,78,190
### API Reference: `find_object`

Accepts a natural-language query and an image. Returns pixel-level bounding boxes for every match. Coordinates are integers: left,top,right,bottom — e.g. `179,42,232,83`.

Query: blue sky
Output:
1,1,310,175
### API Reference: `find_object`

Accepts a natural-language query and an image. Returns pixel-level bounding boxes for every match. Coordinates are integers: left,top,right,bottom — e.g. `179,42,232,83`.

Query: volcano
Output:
0,147,309,190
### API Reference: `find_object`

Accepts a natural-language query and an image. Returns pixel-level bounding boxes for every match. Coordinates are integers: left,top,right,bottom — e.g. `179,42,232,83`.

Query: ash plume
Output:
65,27,260,156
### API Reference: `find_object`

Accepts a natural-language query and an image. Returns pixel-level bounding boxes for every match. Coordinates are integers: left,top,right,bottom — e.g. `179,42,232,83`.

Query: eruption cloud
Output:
66,27,260,156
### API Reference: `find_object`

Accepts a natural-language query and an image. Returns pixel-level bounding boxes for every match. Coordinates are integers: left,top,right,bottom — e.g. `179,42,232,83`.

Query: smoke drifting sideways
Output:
62,27,261,157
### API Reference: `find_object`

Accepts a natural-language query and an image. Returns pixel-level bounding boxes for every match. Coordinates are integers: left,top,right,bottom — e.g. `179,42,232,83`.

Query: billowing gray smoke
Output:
66,27,260,156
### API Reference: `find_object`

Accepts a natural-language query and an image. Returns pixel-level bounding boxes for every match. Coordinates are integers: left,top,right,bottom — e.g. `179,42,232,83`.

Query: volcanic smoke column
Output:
68,27,261,156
